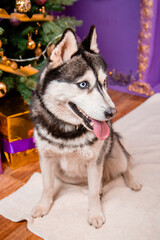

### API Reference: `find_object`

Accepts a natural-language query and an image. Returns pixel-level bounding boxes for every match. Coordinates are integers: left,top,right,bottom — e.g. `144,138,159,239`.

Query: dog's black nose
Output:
104,107,117,119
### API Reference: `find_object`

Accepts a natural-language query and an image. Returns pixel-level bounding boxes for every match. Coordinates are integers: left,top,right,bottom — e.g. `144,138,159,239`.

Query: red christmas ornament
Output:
35,0,47,6
10,17,21,26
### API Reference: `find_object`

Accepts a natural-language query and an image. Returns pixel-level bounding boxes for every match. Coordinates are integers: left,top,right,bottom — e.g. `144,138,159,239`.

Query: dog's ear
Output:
49,28,78,68
80,25,99,53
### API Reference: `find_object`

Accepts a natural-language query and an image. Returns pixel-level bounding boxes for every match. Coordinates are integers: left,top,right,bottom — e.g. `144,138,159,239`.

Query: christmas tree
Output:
0,0,82,103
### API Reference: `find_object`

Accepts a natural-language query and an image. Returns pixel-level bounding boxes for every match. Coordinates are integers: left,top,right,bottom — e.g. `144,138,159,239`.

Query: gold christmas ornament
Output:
35,42,42,57
36,22,41,27
6,60,11,66
47,44,55,57
10,61,18,70
1,56,7,63
35,29,39,35
15,0,31,13
0,40,2,48
27,34,36,50
0,82,7,98
0,51,4,57
41,6,45,14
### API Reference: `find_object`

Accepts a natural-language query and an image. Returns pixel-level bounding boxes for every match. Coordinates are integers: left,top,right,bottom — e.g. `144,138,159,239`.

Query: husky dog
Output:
31,26,141,228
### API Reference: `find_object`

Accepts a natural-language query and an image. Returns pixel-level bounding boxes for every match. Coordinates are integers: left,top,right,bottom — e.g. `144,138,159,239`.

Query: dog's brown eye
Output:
77,81,90,89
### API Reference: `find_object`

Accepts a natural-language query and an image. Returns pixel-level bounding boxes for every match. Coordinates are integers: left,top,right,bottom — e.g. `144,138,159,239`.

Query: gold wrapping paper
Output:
0,91,39,168
4,148,39,169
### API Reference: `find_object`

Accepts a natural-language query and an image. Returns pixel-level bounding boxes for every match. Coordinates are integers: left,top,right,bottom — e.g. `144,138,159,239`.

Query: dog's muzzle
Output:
104,107,117,119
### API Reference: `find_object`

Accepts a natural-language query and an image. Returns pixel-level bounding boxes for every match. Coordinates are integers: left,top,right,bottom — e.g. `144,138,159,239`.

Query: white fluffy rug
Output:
0,93,160,240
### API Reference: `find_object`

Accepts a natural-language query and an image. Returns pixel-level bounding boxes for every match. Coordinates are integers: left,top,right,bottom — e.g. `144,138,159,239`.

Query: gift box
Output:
0,91,39,169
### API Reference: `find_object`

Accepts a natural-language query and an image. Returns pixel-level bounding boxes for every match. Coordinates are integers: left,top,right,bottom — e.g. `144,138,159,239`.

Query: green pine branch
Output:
41,16,82,44
0,28,4,35
0,0,82,103
47,0,78,6
45,3,65,12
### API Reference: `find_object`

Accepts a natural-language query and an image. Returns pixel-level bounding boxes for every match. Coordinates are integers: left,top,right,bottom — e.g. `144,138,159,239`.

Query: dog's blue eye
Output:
77,81,89,89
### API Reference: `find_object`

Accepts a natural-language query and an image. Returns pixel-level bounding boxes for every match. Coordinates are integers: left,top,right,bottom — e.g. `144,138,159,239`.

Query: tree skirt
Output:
0,94,160,240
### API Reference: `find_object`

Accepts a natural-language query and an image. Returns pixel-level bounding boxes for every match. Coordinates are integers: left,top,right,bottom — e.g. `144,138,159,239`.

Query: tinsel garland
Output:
128,0,154,96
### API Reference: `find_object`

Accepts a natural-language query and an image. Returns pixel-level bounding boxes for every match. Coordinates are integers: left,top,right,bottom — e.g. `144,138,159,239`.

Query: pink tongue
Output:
91,119,110,141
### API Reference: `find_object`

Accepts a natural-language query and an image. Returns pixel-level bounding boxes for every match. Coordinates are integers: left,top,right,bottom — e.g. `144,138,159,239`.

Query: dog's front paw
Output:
31,203,51,218
88,211,106,228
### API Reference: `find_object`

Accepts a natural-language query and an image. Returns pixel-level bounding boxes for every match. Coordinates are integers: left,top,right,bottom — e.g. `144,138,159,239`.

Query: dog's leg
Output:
112,133,142,192
32,152,56,218
87,161,105,228
122,168,142,191
99,180,104,199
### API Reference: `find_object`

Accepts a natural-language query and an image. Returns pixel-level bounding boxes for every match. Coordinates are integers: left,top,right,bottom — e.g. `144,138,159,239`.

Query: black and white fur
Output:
31,26,141,228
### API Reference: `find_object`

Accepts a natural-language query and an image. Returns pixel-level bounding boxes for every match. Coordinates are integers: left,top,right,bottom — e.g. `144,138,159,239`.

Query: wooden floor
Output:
0,90,146,240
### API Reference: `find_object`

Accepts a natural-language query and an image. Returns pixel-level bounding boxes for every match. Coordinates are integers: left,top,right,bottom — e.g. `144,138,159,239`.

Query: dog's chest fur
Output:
60,139,104,178
58,150,92,178
32,96,104,178
35,127,103,178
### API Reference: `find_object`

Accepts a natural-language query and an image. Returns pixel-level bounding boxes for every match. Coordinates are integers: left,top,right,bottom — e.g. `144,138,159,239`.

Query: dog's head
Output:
37,26,117,140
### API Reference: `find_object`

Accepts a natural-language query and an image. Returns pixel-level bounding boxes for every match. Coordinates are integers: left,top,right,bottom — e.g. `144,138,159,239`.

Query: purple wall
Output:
145,0,160,92
66,0,140,74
